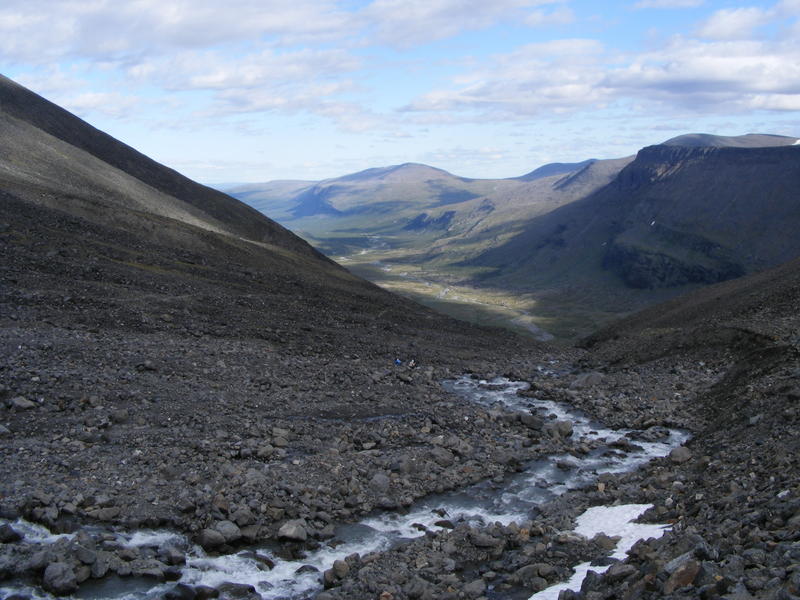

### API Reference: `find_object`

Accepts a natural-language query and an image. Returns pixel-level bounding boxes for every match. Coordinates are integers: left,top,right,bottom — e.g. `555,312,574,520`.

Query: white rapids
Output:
0,375,689,600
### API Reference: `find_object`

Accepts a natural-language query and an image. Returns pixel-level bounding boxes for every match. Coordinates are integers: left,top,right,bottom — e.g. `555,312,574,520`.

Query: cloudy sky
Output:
2,0,799,182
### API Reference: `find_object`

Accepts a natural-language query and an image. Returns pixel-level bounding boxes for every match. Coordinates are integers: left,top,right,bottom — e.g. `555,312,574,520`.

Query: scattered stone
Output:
571,372,604,389
669,446,692,464
369,472,391,493
430,447,455,467
663,559,700,593
463,578,486,598
9,396,36,410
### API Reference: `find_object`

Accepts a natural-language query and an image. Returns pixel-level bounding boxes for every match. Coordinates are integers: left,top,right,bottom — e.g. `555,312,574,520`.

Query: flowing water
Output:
0,376,689,600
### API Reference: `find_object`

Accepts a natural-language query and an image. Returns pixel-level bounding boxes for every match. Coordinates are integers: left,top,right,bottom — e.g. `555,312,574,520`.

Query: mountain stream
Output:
1,376,689,600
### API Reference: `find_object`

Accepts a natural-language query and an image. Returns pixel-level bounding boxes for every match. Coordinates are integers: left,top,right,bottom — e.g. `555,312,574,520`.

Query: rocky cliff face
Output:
597,144,800,288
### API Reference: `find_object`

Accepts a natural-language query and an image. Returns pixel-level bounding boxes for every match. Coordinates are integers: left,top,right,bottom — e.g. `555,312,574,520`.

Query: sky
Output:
2,0,799,183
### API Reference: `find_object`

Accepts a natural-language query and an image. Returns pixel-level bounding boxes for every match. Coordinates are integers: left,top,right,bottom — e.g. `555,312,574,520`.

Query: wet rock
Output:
160,546,187,566
72,542,97,565
435,519,455,529
278,519,307,542
323,568,338,588
129,557,168,579
239,551,274,571
43,562,78,595
91,551,110,578
295,564,319,574
194,585,220,599
332,559,349,578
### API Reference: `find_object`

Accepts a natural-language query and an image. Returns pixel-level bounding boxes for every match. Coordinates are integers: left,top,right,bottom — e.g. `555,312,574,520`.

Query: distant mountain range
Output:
226,132,800,337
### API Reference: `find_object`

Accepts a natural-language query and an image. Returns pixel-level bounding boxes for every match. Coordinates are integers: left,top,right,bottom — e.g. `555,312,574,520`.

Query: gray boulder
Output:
430,447,455,467
43,562,78,595
277,520,307,542
669,446,692,464
214,520,241,543
198,528,225,550
9,396,36,410
369,473,390,493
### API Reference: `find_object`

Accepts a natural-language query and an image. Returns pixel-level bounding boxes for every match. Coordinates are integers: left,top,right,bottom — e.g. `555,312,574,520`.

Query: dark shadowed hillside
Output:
466,138,800,334
0,74,316,257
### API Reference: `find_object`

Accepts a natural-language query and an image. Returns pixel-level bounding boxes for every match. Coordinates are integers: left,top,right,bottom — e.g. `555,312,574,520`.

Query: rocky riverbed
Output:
1,374,692,599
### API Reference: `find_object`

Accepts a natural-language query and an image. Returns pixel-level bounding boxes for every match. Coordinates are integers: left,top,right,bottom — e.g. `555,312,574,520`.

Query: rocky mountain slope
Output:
467,135,800,334
0,76,798,600
0,74,315,258
0,74,556,596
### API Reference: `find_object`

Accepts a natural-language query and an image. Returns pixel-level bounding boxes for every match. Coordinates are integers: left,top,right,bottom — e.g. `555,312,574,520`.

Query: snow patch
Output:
529,504,669,599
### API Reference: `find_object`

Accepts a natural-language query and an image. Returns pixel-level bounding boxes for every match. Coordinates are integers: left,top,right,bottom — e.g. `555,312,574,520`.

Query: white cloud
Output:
403,39,609,117
525,6,575,26
0,0,355,63
696,7,775,40
603,37,800,111
62,91,142,119
634,0,704,8
133,48,362,91
361,0,564,46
